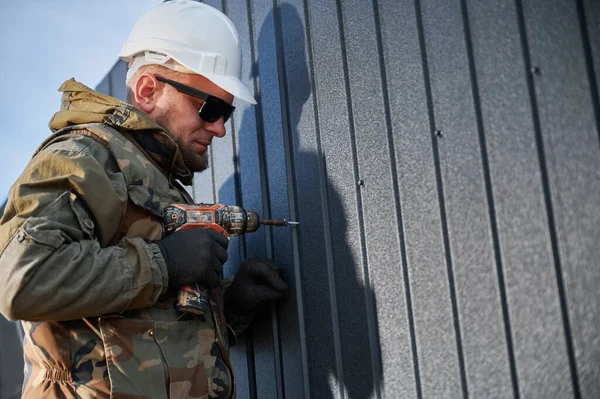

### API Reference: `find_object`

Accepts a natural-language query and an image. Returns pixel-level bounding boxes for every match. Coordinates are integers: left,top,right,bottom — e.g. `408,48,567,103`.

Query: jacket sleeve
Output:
0,135,168,321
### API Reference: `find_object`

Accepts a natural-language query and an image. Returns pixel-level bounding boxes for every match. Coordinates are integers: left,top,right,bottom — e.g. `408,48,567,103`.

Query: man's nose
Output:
206,118,227,138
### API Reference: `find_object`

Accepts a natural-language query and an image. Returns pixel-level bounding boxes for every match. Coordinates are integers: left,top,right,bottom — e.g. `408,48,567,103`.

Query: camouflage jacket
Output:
0,80,237,398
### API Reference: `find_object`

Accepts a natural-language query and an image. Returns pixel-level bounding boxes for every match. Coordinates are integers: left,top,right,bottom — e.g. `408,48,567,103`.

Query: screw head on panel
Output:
435,129,443,138
357,179,365,187
531,66,541,75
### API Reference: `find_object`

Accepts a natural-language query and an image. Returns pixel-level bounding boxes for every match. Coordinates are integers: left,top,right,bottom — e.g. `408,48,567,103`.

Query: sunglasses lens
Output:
199,97,235,123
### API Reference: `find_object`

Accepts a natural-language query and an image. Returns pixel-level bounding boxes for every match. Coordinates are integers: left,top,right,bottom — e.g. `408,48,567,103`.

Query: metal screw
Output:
531,66,541,75
435,129,443,138
358,180,365,187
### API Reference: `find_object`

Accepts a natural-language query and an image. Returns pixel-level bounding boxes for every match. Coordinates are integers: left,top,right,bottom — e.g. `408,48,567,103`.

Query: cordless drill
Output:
162,203,298,315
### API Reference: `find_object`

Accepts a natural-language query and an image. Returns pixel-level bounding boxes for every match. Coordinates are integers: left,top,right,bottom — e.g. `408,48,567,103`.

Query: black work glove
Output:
224,257,289,316
155,228,229,289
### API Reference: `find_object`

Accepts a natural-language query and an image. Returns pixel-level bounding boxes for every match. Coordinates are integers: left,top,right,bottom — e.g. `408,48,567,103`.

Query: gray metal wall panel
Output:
377,0,441,397
191,165,215,203
419,0,496,396
337,0,413,398
467,0,573,397
303,0,366,397
95,1,600,397
96,74,110,99
274,2,314,398
0,316,23,399
109,61,129,101
244,2,283,398
522,0,600,396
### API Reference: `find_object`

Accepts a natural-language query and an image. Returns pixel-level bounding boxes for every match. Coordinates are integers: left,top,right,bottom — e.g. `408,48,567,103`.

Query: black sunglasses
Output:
155,76,235,123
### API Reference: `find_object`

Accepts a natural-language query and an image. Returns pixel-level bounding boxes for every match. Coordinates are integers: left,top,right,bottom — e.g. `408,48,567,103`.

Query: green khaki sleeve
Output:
0,135,168,321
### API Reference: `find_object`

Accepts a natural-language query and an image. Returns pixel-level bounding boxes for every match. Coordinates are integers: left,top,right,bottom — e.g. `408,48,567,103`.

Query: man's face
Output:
152,73,234,172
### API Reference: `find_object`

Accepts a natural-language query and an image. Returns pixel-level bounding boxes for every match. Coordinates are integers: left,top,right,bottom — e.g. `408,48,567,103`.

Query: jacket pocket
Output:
99,316,230,399
99,317,168,399
68,192,96,239
153,318,231,399
19,192,73,249
19,191,98,249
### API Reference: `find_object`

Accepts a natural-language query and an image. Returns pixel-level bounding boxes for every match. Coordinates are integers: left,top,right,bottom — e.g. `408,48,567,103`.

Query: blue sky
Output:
0,0,162,200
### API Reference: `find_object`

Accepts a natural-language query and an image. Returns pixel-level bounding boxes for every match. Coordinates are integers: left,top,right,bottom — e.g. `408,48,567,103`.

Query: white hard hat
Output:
119,0,256,104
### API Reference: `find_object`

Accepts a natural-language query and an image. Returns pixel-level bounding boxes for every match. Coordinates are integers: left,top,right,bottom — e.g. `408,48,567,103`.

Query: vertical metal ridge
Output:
244,0,260,396
413,0,466,397
229,107,256,399
210,145,217,203
273,0,312,396
334,0,382,398
247,0,283,394
301,0,345,396
229,115,246,261
225,0,255,393
270,5,311,393
269,1,303,397
409,1,427,396
371,0,413,397
575,0,600,151
513,0,581,397
274,4,311,393
270,299,284,399
459,1,519,398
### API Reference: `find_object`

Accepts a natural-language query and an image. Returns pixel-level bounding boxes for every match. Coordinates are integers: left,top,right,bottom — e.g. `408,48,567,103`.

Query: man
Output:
0,2,288,398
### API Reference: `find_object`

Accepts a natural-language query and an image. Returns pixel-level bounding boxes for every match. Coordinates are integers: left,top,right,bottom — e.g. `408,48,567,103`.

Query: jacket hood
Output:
48,79,193,185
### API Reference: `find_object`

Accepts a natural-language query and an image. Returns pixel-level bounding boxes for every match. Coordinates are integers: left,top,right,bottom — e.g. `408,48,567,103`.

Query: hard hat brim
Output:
120,47,257,105
201,73,257,105
163,46,256,104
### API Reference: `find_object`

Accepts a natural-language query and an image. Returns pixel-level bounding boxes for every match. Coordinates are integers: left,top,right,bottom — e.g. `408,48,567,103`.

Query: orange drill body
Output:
163,203,261,237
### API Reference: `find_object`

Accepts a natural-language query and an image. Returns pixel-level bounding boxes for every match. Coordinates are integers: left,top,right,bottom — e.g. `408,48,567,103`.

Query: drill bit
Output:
260,219,300,226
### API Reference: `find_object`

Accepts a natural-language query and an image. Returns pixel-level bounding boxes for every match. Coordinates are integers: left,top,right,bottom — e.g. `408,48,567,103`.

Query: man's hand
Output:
224,257,288,316
155,228,229,289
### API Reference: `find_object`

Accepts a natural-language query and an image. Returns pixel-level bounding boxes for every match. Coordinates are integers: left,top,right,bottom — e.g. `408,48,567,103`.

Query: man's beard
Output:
179,145,209,172
154,110,209,173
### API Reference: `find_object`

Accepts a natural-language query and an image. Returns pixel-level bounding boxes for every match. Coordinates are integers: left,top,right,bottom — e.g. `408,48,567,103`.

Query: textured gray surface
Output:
378,0,443,397
92,0,600,397
523,0,600,396
221,1,255,397
0,202,23,399
418,0,487,397
275,2,314,398
303,0,363,397
338,0,412,398
468,1,574,397
239,2,280,398
0,315,23,399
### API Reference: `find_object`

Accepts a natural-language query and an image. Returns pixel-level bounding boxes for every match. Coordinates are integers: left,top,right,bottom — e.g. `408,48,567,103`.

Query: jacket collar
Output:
48,79,193,185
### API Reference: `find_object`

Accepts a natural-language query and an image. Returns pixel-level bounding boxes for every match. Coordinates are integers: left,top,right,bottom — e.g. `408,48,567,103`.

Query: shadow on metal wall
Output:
220,4,382,397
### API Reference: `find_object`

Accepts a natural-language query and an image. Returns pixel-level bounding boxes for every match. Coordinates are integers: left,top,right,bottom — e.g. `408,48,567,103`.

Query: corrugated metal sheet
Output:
0,199,24,399
98,0,600,397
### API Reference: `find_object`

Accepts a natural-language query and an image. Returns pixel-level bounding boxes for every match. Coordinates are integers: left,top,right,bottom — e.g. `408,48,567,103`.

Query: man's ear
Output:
133,74,160,113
